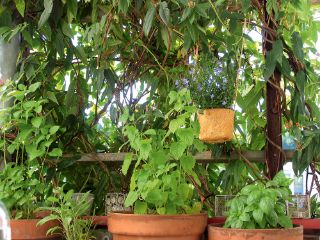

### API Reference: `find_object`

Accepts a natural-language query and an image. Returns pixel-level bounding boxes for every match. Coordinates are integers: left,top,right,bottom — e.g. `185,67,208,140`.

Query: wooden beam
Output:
76,150,295,163
311,0,320,4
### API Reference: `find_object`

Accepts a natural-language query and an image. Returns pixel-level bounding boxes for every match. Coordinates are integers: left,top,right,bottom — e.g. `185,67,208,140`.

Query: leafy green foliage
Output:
122,89,205,214
0,163,47,219
224,171,293,229
38,188,94,240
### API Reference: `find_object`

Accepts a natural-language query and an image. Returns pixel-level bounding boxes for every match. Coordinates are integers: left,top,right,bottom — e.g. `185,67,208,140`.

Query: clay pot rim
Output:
10,219,44,223
208,223,303,232
108,211,208,218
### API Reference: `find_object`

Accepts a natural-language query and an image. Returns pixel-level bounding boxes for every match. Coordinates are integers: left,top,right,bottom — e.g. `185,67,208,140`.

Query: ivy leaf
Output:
159,1,170,25
291,32,304,62
143,5,156,36
38,0,53,29
122,153,133,175
14,0,25,17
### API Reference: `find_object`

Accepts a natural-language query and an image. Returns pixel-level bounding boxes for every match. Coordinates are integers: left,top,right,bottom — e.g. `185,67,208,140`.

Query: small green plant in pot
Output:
38,188,94,240
208,171,303,240
177,54,237,144
0,163,60,240
107,89,208,240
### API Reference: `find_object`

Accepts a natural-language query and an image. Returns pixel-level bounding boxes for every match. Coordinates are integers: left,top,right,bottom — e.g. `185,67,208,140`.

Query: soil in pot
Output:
208,223,303,240
107,212,207,240
11,219,61,240
197,109,234,144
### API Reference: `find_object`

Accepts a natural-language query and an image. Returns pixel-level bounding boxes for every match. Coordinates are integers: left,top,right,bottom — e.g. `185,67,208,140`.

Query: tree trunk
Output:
262,0,284,179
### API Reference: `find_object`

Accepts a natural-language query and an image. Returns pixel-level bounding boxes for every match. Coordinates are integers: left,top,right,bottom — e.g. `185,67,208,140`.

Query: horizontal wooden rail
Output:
76,150,295,163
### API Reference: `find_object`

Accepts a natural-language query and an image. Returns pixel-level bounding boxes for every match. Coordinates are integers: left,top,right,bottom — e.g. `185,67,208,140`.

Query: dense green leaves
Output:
224,172,293,229
122,90,204,214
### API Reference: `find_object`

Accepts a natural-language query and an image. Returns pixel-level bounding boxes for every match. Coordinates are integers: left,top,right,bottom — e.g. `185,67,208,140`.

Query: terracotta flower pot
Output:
11,219,61,240
107,212,207,240
208,224,303,240
197,109,235,144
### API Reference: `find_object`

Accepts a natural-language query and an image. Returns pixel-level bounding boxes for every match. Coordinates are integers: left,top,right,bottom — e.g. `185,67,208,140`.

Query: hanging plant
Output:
176,54,237,143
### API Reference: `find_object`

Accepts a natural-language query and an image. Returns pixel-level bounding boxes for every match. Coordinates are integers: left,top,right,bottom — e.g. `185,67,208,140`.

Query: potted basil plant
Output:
208,171,303,240
177,54,237,144
107,89,208,240
0,163,60,240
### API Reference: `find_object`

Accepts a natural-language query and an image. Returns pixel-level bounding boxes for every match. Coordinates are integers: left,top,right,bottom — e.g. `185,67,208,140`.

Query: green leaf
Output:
169,118,184,133
145,189,164,205
143,5,156,36
291,32,304,62
144,129,157,135
161,26,170,49
176,128,194,146
159,1,170,25
46,91,59,105
170,142,186,160
28,82,41,93
122,153,133,175
38,0,53,29
49,126,60,135
252,208,264,225
67,0,78,22
259,197,274,215
150,150,168,166
295,70,305,94
272,40,283,65
124,191,138,207
31,117,43,128
278,215,293,228
14,0,25,17
118,0,130,14
48,148,62,157
264,52,276,80
180,155,195,171
134,200,147,214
